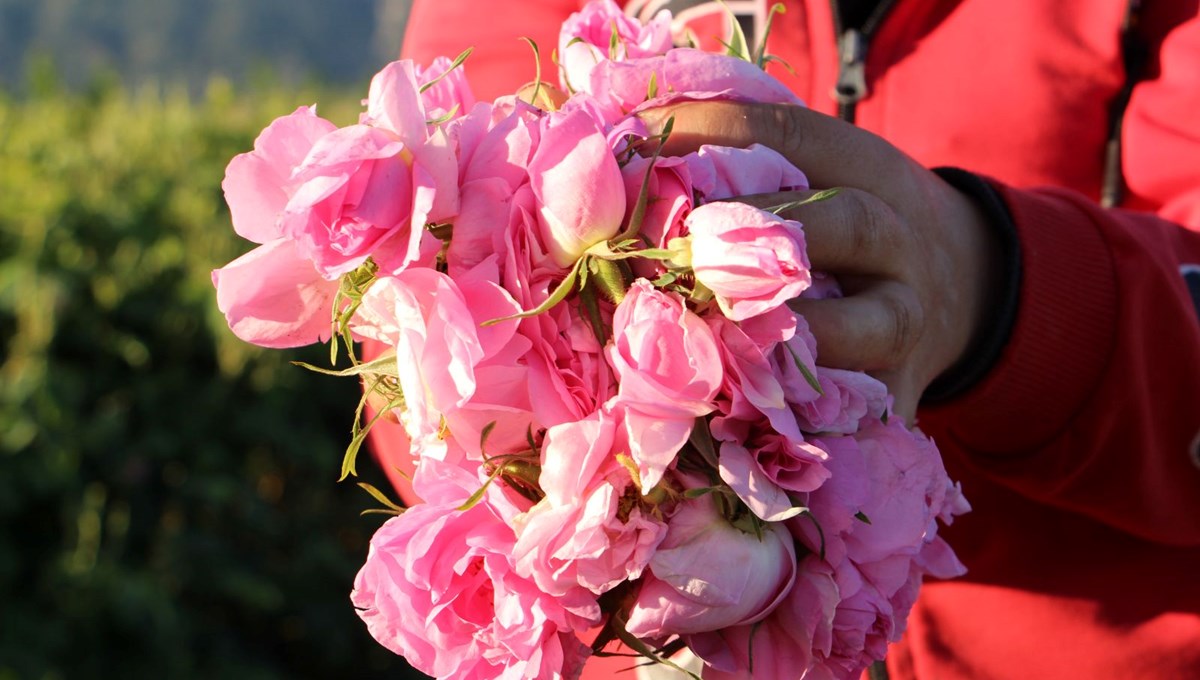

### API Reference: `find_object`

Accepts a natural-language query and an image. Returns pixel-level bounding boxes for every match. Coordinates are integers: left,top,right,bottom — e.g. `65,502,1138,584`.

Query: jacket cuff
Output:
923,168,1022,403
918,184,1118,454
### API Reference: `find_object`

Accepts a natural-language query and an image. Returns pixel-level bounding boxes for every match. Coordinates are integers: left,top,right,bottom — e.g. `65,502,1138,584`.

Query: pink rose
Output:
685,143,809,201
587,48,803,117
625,488,797,637
618,154,693,280
352,264,529,462
529,109,627,267
688,555,839,680
844,419,964,564
558,0,673,92
282,61,457,279
213,106,343,348
710,416,831,522
707,314,805,442
607,280,722,490
792,367,889,435
352,461,597,680
281,124,433,277
523,302,616,429
686,201,812,321
416,55,476,122
513,409,667,596
788,434,871,567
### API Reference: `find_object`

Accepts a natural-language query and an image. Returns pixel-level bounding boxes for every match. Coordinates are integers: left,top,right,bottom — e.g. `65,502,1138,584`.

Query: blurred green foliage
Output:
0,74,421,679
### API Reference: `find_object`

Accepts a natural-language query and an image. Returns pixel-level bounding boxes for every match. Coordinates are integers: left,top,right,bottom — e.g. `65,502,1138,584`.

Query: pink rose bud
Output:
557,0,673,92
607,280,722,490
625,489,797,637
529,109,627,267
686,202,813,321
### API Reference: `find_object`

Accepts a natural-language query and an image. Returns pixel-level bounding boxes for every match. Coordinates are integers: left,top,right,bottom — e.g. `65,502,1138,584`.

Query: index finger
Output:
641,101,917,202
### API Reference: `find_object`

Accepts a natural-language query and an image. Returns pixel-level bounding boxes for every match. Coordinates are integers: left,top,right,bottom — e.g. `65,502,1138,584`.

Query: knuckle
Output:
769,104,804,159
884,288,924,359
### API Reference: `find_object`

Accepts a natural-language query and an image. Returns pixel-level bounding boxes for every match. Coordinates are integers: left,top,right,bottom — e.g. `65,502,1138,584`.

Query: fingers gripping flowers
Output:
214,3,968,679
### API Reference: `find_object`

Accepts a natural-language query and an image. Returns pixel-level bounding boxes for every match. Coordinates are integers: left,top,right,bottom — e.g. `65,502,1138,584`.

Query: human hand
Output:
640,101,1003,422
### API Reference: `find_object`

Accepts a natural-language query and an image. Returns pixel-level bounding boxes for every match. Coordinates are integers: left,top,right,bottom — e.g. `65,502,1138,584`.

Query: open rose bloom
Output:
213,3,968,679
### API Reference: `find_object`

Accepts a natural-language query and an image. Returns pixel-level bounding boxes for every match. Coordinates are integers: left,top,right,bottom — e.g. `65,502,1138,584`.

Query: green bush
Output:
0,78,421,679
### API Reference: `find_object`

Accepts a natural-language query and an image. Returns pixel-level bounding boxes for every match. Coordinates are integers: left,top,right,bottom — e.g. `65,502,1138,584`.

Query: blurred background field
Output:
0,1,428,677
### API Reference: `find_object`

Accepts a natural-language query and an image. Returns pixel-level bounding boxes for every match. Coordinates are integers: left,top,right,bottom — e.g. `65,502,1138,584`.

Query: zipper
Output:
830,0,902,122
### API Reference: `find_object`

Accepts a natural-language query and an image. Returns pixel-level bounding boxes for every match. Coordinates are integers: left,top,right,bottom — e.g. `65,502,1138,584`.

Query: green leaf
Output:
426,103,461,126
520,38,543,104
683,486,718,499
419,47,473,94
855,510,872,524
340,396,402,481
651,271,678,287
359,508,403,517
762,53,799,76
766,187,841,215
357,482,407,513
797,507,826,560
456,464,507,512
646,71,658,100
613,116,673,243
292,353,398,378
482,256,585,326
784,342,824,395
687,417,720,470
717,0,753,63
609,21,621,60
610,612,704,680
479,420,498,452
753,4,788,68
579,283,609,346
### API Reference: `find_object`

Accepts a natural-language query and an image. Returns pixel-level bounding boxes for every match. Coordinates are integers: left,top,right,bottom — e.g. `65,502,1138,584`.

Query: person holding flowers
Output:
366,0,1200,678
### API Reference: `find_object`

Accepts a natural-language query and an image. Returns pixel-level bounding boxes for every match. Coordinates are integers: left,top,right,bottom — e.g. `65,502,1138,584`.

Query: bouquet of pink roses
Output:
213,2,968,678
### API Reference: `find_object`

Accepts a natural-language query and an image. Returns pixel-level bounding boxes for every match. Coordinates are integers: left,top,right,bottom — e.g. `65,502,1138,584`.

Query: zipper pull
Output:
834,28,868,107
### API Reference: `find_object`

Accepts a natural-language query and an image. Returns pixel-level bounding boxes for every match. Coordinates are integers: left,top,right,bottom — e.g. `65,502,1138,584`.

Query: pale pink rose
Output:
278,61,458,279
281,124,434,277
791,367,890,435
364,61,460,225
524,300,617,429
687,555,839,680
557,0,673,92
212,238,338,348
625,488,797,637
213,106,340,348
818,557,900,678
529,109,627,267
587,48,802,117
500,184,566,310
352,461,597,680
710,416,831,522
416,55,476,122
351,264,528,461
222,106,338,244
844,419,962,564
513,410,668,596
607,280,722,490
707,314,804,442
788,435,871,567
686,202,812,321
685,143,809,201
452,100,540,189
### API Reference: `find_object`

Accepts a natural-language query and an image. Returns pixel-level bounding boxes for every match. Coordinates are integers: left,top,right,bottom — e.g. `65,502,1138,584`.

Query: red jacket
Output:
387,1,1200,677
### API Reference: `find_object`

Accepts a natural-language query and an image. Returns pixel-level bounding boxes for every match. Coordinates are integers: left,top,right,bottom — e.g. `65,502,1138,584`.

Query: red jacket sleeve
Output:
920,13,1200,547
400,0,585,101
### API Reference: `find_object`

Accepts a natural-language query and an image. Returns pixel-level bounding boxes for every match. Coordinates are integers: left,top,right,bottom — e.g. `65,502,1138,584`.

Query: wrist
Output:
923,167,1022,403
